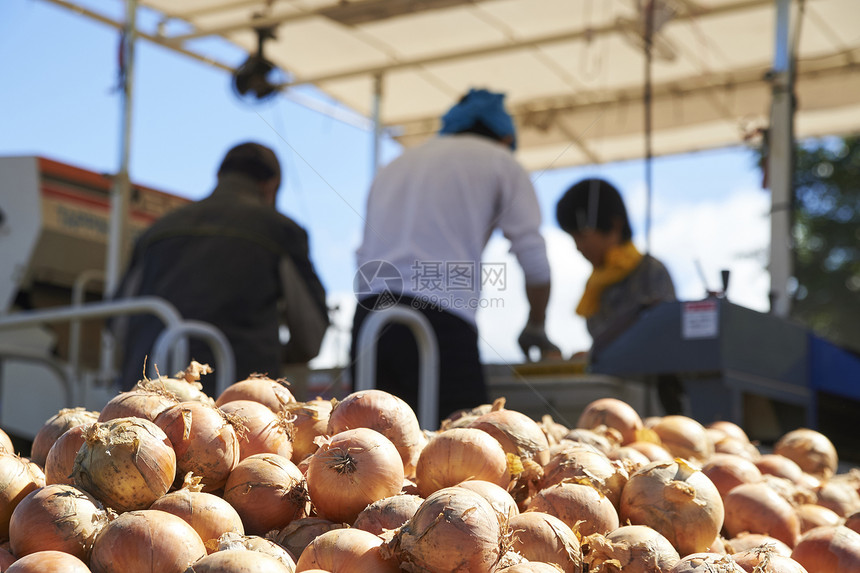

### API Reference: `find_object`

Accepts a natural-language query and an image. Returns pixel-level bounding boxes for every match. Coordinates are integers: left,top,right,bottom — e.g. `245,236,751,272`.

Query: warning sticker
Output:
682,299,719,339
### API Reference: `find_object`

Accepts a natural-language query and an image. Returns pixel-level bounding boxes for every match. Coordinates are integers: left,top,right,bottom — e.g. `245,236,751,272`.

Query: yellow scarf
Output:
576,241,643,318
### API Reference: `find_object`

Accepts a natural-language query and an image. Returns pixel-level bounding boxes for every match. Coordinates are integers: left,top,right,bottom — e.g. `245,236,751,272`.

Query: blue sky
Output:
1,0,772,366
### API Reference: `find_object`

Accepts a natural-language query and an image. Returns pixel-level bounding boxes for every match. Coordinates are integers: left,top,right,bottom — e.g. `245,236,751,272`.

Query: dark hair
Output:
456,118,507,143
217,142,280,182
556,178,633,241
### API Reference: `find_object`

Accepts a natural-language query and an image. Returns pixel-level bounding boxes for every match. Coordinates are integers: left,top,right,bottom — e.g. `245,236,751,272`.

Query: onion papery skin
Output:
306,428,404,524
507,511,582,573
527,482,618,538
0,429,13,454
215,375,296,412
0,545,14,569
353,494,423,535
72,418,175,513
219,400,293,461
390,487,503,573
608,445,652,469
756,454,806,484
701,453,763,499
5,550,91,573
415,428,509,497
284,399,333,463
154,401,241,492
30,408,99,467
271,517,347,560
725,533,793,557
731,548,810,573
149,487,244,550
44,425,87,486
327,390,425,477
540,447,627,510
296,527,399,572
89,509,206,573
560,430,614,456
723,483,801,547
583,524,680,573
708,420,752,444
212,532,296,568
0,452,46,539
650,416,714,463
498,563,565,573
188,549,292,572
814,479,860,517
9,484,109,561
468,409,550,466
223,453,308,536
457,480,519,520
97,387,178,423
795,503,842,534
669,553,745,572
790,525,860,573
626,440,674,463
577,397,643,445
619,459,724,556
774,429,838,480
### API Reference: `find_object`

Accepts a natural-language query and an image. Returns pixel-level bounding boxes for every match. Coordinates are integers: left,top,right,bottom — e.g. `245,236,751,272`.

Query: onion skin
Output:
215,375,296,412
527,482,618,538
0,452,46,539
541,447,627,510
30,407,99,467
415,428,509,497
284,399,333,463
44,425,87,486
89,509,206,573
98,387,178,423
150,486,245,550
790,525,860,573
577,397,643,445
5,550,91,572
814,480,860,517
626,441,674,463
669,553,745,572
701,453,763,499
211,532,296,569
725,533,793,557
499,564,564,573
353,494,423,535
774,429,838,480
457,480,519,520
731,548,810,572
271,517,347,560
723,483,801,547
296,527,399,572
620,459,724,556
507,511,582,573
795,504,842,534
219,400,294,461
468,409,550,466
9,484,109,561
187,549,292,572
756,454,805,484
650,416,714,463
583,524,680,573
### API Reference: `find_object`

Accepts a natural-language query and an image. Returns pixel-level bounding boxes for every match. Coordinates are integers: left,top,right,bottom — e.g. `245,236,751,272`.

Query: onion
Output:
306,428,404,524
387,487,504,573
0,452,45,538
469,408,550,466
756,454,805,484
30,407,99,467
327,390,426,477
457,480,519,520
0,428,13,453
669,553,745,572
583,524,681,573
154,401,241,492
538,414,569,446
507,511,581,573
845,510,860,535
723,482,801,547
283,399,334,463
795,503,842,534
760,474,816,507
296,527,398,572
814,479,860,517
577,397,643,445
790,525,860,572
44,425,87,486
774,429,838,480
0,545,14,569
270,517,346,560
212,531,296,568
725,533,793,557
527,482,618,537
701,453,763,499
731,546,810,572
97,385,178,423
151,361,214,402
540,447,627,510
9,484,109,561
650,415,714,463
498,563,564,572
5,550,91,572
219,400,294,461
215,374,296,412
714,437,761,461
89,509,206,573
620,459,724,556
223,453,308,536
72,418,176,512
708,421,751,444
626,440,674,462
149,474,244,550
608,445,652,469
562,428,616,455
415,428,509,497
187,549,292,572
353,494,423,535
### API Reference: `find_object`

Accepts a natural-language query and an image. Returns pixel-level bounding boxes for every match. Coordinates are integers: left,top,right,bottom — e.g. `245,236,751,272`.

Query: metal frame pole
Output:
371,73,384,175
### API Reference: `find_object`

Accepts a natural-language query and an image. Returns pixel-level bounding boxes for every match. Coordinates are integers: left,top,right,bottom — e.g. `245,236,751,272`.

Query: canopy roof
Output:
50,0,860,170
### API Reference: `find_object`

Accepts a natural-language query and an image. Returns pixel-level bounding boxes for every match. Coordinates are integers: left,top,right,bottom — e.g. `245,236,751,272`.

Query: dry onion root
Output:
507,511,582,573
30,407,99,467
583,524,680,573
415,428,510,498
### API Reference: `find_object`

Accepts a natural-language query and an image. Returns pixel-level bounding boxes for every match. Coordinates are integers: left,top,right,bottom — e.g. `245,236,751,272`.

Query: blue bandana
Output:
439,88,517,150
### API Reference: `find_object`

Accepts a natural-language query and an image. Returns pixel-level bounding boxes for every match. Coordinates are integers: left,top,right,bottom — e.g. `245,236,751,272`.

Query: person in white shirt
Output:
350,88,559,424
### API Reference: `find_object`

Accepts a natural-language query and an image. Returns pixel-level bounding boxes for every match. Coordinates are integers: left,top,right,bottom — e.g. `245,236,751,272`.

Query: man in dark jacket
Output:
114,142,329,396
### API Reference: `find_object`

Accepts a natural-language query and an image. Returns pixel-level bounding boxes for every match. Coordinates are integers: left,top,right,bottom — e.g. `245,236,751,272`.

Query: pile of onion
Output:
620,459,724,556
297,527,399,572
215,374,296,412
9,483,109,562
0,452,45,538
283,399,333,463
30,407,99,467
415,427,509,497
306,428,404,524
507,511,582,573
527,482,618,537
72,417,176,512
774,429,838,480
188,549,292,573
218,400,294,461
583,524,680,573
44,425,88,486
790,525,860,572
722,482,801,547
577,397,643,445
353,493,423,535
5,550,91,573
154,401,241,492
89,509,206,573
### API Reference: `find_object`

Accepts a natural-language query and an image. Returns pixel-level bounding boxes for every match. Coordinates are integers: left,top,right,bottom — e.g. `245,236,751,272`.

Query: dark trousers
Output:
350,294,487,426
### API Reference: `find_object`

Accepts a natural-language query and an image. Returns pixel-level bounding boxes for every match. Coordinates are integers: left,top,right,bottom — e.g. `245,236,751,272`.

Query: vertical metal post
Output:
371,73,384,175
768,0,795,317
643,0,655,256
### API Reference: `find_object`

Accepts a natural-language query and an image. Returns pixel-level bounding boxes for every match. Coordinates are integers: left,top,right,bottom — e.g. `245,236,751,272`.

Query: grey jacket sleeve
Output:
278,250,329,364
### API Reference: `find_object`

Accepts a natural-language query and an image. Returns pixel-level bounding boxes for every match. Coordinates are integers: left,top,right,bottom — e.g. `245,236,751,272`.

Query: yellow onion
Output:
0,545,14,569
222,453,308,536
540,446,628,510
30,407,99,467
98,385,179,423
154,401,241,492
756,454,805,484
725,533,793,557
219,400,294,461
670,553,745,572
0,452,45,538
527,482,618,538
283,399,333,463
608,445,652,469
626,440,674,463
498,563,566,573
353,494,423,535
790,525,860,572
620,459,724,556
0,428,13,453
538,414,570,446
507,511,582,573
188,549,292,572
151,361,215,403
9,483,109,561
215,375,296,412
327,390,425,477
468,408,550,466
89,509,206,573
774,429,838,480
212,531,296,568
558,430,614,455
583,524,681,573
650,415,714,463
306,428,404,524
270,517,346,560
5,550,91,572
723,482,801,547
149,474,244,550
814,479,860,517
72,418,175,512
457,480,519,520
577,397,643,445
731,547,809,572
415,428,509,497
296,527,399,572
701,453,763,499
388,487,504,573
44,425,87,486
795,504,842,534
845,510,860,535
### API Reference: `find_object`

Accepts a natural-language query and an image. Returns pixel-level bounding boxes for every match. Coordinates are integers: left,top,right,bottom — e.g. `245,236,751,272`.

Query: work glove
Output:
518,323,562,362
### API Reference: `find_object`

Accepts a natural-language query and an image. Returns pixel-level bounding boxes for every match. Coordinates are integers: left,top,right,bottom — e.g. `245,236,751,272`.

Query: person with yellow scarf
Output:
556,178,684,415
